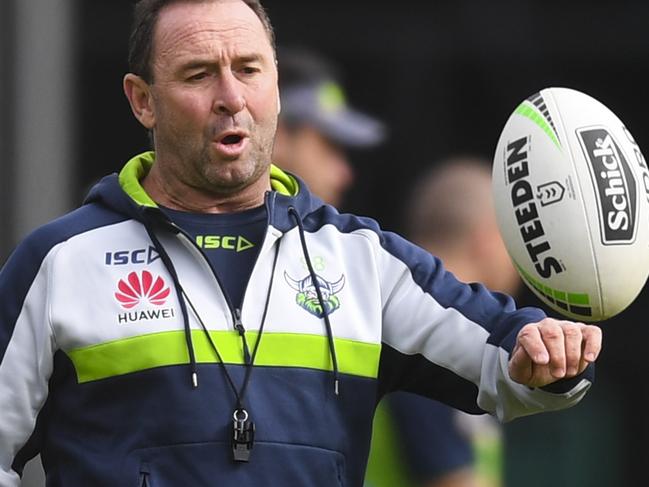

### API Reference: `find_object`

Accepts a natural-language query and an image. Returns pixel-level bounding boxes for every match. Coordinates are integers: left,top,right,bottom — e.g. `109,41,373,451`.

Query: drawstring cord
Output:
184,240,281,412
142,211,282,410
142,206,339,398
288,207,340,396
239,240,281,402
143,222,199,388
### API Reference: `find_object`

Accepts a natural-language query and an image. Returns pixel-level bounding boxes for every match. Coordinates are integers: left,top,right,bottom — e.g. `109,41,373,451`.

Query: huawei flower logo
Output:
115,271,170,309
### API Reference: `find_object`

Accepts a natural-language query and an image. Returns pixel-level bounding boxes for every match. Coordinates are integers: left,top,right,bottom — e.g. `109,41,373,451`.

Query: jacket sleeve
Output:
375,230,593,422
0,236,58,485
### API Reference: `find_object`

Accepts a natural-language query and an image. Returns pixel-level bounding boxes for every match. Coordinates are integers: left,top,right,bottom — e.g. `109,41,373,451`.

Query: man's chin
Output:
201,161,266,194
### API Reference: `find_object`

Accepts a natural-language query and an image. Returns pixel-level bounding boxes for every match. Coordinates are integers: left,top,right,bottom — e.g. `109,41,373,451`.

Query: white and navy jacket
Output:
0,152,593,486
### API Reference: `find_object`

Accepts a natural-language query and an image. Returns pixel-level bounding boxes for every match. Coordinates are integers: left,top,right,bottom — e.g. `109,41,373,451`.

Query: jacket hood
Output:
84,151,325,231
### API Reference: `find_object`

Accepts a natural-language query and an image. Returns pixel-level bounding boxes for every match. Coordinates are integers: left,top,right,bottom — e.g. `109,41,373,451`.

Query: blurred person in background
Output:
273,46,385,207
367,158,521,487
272,47,508,487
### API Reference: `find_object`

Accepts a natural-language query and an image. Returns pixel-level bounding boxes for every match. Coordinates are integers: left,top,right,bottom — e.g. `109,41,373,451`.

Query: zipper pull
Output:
235,308,252,364
234,308,245,334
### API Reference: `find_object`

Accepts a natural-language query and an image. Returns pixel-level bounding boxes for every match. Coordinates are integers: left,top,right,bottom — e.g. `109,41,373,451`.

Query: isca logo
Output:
115,271,170,309
105,246,160,266
196,235,255,252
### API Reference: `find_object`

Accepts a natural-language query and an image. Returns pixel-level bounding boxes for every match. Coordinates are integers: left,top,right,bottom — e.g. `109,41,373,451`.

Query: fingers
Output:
562,323,583,377
508,341,556,388
515,324,549,365
539,321,567,378
508,318,602,388
581,324,602,363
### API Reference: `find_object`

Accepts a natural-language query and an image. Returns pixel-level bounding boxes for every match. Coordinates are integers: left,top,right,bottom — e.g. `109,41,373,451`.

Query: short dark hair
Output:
128,0,276,83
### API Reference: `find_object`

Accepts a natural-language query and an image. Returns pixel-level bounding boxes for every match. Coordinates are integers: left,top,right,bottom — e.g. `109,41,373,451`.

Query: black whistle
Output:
232,409,255,463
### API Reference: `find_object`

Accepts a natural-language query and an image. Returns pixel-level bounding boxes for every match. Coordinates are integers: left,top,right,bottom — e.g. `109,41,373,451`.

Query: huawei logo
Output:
115,271,170,309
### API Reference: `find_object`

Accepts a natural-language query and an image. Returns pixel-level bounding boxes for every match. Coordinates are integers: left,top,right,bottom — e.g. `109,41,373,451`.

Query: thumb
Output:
509,344,533,385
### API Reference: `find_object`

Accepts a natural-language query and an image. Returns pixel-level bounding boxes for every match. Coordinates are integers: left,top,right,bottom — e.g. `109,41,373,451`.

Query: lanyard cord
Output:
184,239,281,410
143,223,199,387
240,240,281,401
288,207,340,395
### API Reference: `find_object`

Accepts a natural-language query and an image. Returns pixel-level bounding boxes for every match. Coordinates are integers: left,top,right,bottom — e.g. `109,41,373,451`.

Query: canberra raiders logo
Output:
284,271,345,318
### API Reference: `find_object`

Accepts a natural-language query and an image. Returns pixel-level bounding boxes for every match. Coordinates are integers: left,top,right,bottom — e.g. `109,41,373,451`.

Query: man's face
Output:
273,125,354,206
147,0,279,195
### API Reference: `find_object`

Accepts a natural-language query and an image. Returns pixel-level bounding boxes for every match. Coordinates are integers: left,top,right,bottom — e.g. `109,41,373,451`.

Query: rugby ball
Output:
492,87,649,321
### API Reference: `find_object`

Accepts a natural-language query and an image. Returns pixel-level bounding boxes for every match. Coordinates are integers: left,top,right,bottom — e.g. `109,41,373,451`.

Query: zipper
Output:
141,198,284,461
152,191,277,352
139,465,152,487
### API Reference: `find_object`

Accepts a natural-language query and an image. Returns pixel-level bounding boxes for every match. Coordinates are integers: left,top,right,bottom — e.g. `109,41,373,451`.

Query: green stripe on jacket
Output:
68,330,381,383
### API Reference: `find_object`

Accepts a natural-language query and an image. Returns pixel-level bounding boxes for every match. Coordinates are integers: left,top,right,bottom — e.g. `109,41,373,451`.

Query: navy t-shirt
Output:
161,205,267,310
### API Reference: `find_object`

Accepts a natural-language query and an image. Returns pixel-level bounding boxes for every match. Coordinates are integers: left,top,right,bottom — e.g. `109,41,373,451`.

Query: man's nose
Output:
213,71,246,115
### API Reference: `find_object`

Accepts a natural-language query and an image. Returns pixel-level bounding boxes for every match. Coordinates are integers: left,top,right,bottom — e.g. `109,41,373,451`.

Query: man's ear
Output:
123,73,156,130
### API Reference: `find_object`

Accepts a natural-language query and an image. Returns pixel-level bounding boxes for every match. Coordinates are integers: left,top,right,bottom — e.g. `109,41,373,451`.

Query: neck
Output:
142,164,271,214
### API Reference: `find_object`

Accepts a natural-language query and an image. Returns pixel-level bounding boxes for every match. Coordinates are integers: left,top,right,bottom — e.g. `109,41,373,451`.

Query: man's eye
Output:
188,72,209,81
240,66,260,75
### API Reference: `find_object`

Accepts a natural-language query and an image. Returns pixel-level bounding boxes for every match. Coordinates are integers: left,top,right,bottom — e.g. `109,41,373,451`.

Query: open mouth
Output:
213,132,248,157
221,134,243,145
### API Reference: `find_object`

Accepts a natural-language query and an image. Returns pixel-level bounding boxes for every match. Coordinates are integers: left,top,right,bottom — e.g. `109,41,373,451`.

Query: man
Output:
0,1,600,485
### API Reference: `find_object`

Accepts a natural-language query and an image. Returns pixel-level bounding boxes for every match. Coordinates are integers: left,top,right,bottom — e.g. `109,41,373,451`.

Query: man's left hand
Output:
508,318,602,388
